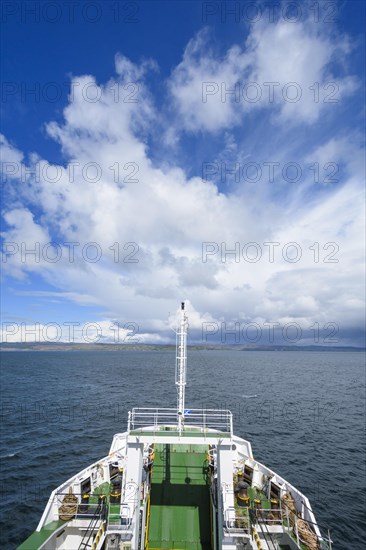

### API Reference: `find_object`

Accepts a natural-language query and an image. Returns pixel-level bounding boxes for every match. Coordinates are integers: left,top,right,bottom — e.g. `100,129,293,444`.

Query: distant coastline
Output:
0,342,364,352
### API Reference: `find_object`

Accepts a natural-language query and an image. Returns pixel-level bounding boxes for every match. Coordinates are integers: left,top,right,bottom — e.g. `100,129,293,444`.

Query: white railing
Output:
128,407,233,435
224,506,250,534
256,507,284,526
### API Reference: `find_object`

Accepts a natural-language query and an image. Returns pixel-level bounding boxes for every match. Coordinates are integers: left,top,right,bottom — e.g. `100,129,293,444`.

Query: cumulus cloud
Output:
168,20,358,132
1,134,24,169
1,21,364,346
0,318,169,345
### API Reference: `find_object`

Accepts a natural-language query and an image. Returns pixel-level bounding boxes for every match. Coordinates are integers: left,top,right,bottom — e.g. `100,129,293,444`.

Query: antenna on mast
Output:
175,301,188,434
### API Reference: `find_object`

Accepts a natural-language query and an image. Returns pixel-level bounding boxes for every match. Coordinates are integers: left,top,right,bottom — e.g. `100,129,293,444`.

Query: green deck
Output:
247,486,271,509
89,480,121,523
147,443,212,550
17,521,66,550
17,481,115,550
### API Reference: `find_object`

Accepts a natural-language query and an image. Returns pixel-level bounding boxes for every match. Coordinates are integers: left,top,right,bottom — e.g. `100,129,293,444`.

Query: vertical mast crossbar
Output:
175,302,187,434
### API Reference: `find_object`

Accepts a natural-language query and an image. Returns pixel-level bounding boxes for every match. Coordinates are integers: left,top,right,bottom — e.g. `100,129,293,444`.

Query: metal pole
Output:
176,302,187,434
295,518,300,546
328,529,332,550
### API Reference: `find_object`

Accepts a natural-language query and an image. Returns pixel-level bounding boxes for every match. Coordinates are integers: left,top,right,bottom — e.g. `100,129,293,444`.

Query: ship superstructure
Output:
18,303,332,550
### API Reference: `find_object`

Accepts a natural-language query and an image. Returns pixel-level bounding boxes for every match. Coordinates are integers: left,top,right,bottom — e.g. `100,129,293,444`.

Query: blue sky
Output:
1,0,365,346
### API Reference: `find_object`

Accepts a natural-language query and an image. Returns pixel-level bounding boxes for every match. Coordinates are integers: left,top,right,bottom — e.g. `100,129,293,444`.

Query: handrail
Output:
300,498,333,544
281,498,332,548
129,407,233,434
255,507,277,550
224,506,250,532
256,508,283,524
54,499,105,520
78,498,107,550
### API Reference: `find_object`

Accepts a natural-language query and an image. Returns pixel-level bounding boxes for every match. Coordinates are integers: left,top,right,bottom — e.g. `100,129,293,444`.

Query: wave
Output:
0,452,19,459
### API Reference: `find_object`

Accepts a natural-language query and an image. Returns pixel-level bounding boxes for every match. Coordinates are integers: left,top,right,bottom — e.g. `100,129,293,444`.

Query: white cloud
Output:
168,20,358,132
0,134,24,170
0,319,168,345
168,30,249,132
1,24,364,345
1,209,51,279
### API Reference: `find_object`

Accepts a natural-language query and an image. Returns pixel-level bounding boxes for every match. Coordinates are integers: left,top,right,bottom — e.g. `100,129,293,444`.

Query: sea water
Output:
0,350,364,548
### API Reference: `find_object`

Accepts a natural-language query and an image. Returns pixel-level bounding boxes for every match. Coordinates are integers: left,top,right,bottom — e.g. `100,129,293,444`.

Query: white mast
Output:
175,301,188,434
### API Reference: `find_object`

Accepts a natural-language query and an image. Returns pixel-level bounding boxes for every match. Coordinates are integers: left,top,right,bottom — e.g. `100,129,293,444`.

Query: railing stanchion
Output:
127,411,131,432
295,518,300,546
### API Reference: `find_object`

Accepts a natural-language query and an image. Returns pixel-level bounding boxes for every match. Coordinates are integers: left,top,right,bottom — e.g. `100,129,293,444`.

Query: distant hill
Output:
0,342,364,352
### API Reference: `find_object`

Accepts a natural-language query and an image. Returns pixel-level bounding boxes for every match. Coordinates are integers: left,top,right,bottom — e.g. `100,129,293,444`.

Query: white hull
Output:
18,306,331,550
23,416,330,550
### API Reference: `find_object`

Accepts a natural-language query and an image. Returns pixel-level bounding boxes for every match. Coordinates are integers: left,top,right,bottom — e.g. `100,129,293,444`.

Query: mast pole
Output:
176,302,188,434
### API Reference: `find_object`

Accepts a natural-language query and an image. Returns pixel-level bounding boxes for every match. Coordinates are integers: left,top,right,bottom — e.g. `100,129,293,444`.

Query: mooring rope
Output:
59,487,78,521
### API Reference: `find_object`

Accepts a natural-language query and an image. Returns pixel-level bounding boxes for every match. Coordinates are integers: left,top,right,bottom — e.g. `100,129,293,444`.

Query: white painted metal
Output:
122,441,144,548
21,304,332,550
175,301,188,433
129,407,233,434
27,428,331,550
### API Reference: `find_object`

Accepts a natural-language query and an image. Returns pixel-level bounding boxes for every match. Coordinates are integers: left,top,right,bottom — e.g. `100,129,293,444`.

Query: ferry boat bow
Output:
18,303,333,550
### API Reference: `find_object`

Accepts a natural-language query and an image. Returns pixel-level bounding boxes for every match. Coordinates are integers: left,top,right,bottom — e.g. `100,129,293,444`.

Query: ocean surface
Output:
0,350,365,549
